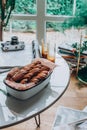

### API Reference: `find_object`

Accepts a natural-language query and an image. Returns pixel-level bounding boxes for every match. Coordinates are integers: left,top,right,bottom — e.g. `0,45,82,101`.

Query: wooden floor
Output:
3,71,87,130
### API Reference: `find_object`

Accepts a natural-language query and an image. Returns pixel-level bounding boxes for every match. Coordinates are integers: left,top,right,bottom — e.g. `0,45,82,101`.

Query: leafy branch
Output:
62,0,87,31
72,40,87,58
71,38,87,75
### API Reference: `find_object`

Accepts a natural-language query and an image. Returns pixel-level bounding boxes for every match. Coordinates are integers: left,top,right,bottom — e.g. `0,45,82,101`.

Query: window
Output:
13,0,37,14
46,0,74,15
4,0,82,45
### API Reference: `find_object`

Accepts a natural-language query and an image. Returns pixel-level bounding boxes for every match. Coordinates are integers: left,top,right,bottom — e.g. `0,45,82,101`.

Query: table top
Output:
0,42,70,129
0,42,33,66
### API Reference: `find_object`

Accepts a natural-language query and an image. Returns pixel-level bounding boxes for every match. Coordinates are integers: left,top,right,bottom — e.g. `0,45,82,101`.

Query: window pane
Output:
46,21,64,47
46,0,74,15
46,21,80,47
12,0,37,14
11,20,36,32
76,0,87,16
3,20,36,42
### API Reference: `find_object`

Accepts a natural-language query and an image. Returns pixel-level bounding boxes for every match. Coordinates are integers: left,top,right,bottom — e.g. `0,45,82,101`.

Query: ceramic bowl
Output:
4,72,51,100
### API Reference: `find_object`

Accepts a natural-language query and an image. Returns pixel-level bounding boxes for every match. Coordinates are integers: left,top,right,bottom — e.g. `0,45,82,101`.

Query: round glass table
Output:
0,55,70,129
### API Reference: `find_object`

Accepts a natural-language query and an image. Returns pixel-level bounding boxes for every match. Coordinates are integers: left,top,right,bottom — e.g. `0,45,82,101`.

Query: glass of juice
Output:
47,42,56,63
41,40,48,58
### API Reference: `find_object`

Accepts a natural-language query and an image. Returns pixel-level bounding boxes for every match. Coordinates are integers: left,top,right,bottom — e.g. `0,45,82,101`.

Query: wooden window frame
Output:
8,0,76,44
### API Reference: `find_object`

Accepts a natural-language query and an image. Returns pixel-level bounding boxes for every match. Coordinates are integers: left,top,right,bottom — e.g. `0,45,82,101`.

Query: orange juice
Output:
41,40,48,58
47,42,56,62
47,55,55,63
42,51,48,58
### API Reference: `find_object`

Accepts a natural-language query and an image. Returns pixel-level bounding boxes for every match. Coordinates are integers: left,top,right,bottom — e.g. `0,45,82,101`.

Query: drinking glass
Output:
47,42,56,62
41,40,48,58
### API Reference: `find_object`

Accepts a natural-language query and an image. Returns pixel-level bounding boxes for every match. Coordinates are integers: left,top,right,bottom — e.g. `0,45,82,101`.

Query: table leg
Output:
34,114,41,127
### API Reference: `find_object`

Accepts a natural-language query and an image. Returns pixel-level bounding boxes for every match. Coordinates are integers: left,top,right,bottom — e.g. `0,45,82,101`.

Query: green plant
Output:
71,41,87,57
62,0,87,30
71,36,87,76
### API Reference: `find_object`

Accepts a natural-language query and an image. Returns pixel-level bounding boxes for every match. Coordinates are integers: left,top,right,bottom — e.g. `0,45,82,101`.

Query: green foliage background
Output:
5,0,87,32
